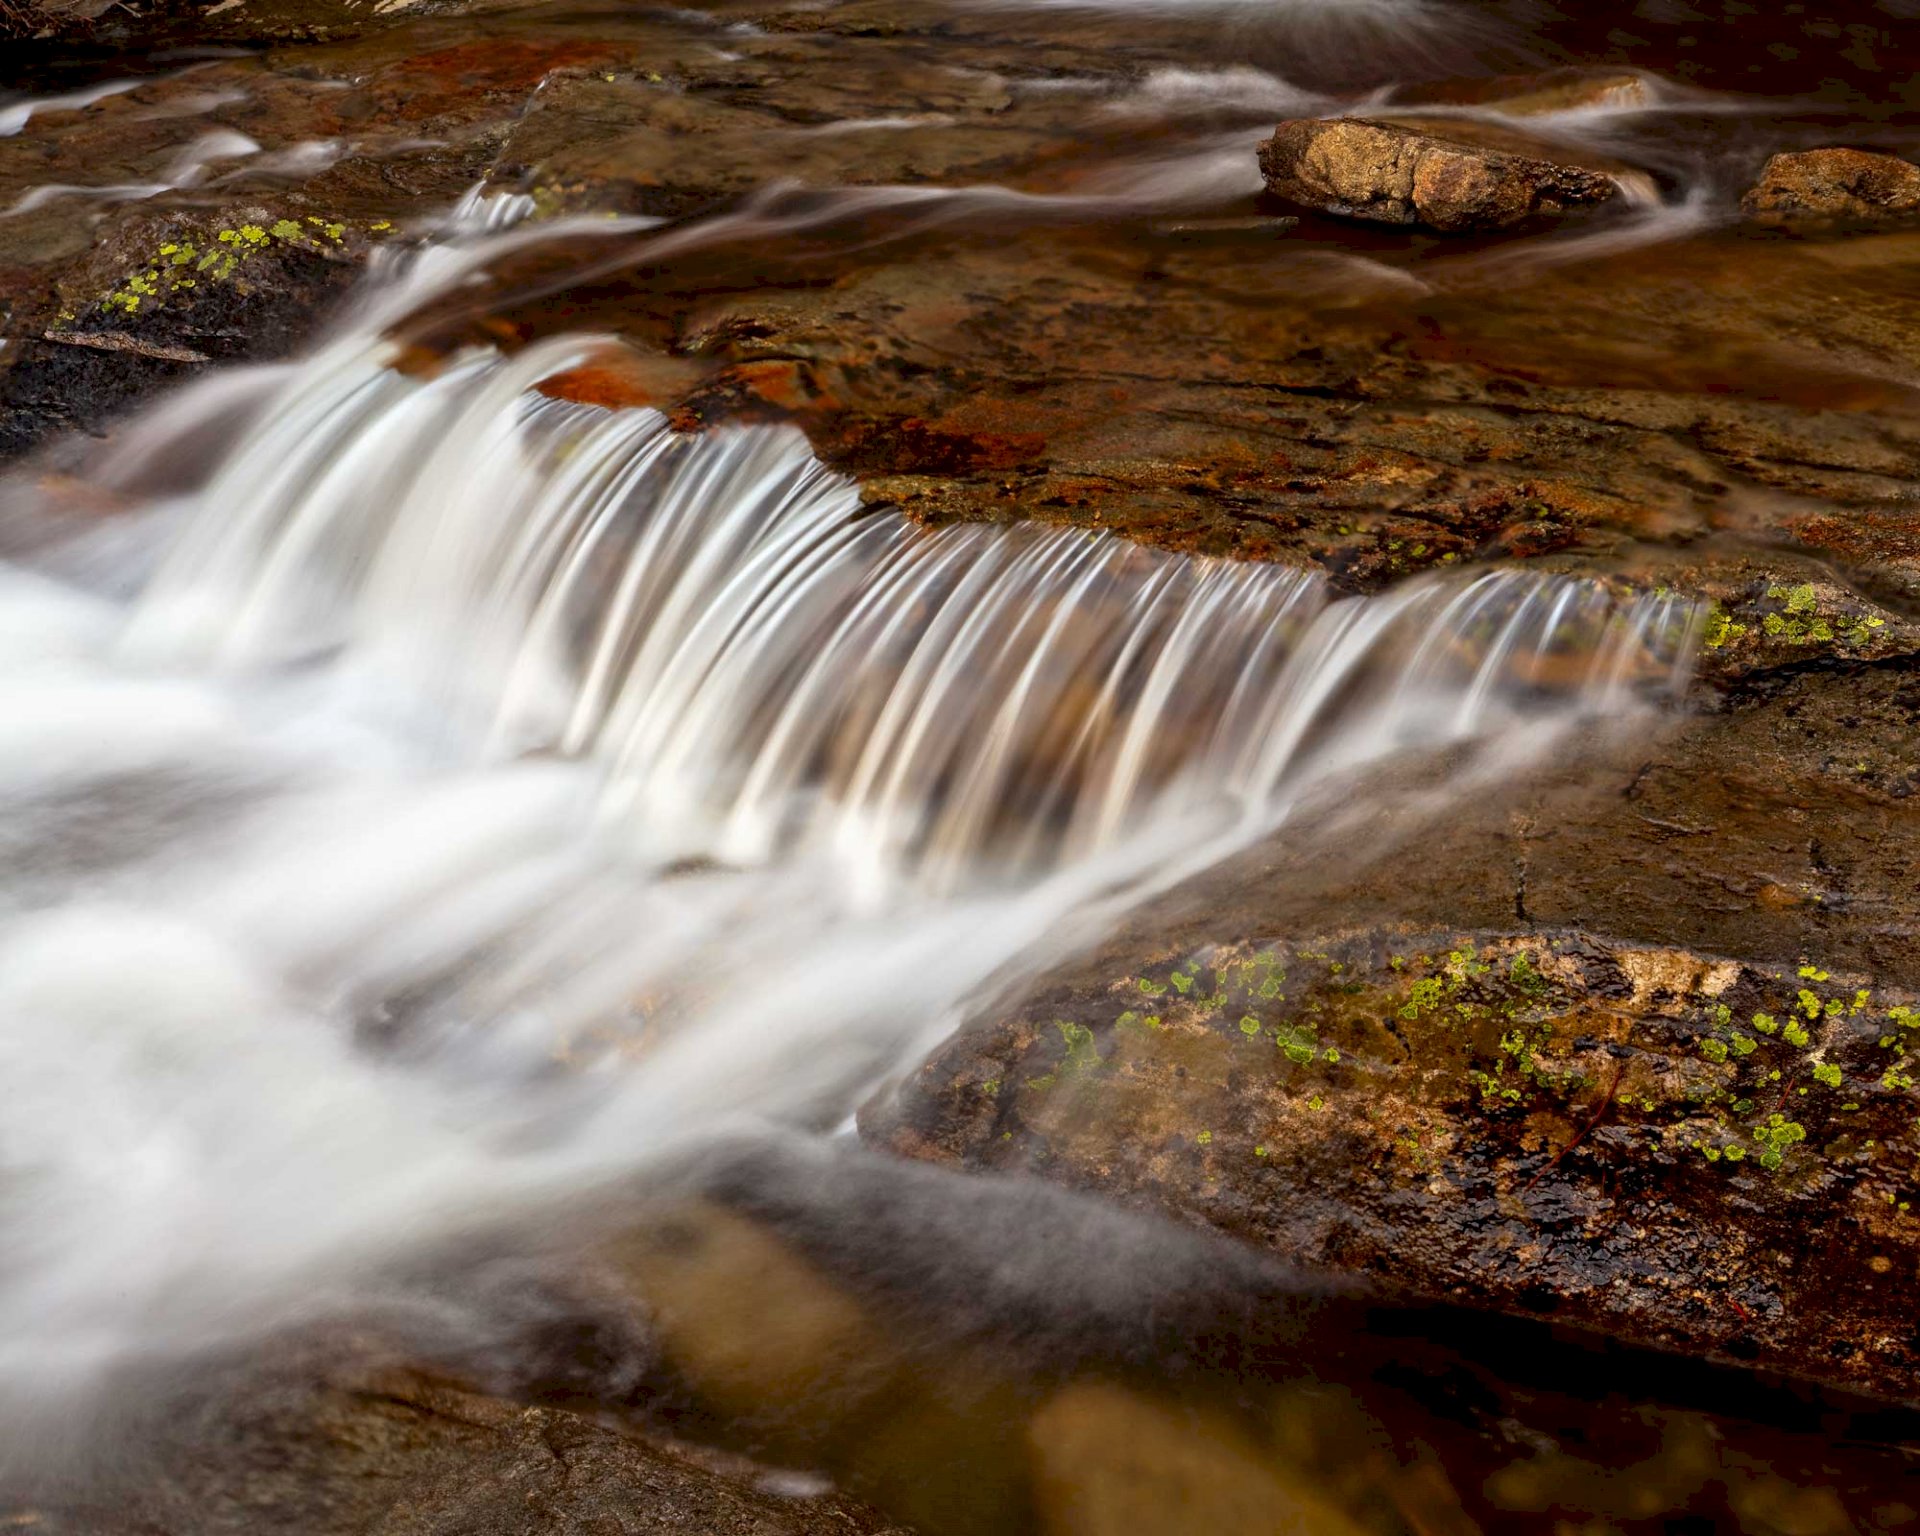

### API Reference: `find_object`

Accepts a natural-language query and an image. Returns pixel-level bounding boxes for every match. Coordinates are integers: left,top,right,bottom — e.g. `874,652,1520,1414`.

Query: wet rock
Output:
1742,148,1920,230
1388,70,1657,117
866,914,1920,1406
0,205,386,459
1257,117,1620,232
610,1135,1912,1535
862,647,1920,1409
0,1334,909,1536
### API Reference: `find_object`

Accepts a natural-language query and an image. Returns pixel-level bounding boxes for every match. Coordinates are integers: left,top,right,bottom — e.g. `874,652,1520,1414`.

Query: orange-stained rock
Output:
1258,118,1620,232
1742,147,1920,228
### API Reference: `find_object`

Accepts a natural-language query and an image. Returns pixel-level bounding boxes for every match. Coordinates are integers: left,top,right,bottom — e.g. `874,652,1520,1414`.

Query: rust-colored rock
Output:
1742,147,1920,228
1258,117,1620,232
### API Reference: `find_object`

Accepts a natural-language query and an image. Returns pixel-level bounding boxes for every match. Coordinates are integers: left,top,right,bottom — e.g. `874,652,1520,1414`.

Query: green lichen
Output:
1703,605,1747,649
1056,1019,1101,1076
87,214,391,327
1400,977,1445,1020
1750,1114,1807,1171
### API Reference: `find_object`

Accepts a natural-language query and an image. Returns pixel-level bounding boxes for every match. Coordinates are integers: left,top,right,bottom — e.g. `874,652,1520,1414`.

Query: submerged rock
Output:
1389,70,1657,117
1742,147,1920,229
0,1337,908,1536
606,1135,1911,1536
1257,117,1620,232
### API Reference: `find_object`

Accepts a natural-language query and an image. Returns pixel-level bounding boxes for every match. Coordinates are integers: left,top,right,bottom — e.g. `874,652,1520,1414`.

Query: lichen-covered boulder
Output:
0,205,389,460
1257,117,1620,232
866,927,1920,1405
1742,147,1920,228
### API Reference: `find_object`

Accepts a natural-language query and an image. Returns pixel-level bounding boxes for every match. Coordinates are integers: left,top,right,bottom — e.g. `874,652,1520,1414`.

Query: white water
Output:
0,215,1699,1429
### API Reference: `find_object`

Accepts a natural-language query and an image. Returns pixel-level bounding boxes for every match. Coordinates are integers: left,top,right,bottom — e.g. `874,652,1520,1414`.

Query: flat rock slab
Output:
1259,117,1620,232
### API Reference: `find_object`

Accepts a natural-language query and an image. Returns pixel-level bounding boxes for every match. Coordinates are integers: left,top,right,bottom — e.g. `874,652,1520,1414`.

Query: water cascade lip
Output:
122,334,1699,894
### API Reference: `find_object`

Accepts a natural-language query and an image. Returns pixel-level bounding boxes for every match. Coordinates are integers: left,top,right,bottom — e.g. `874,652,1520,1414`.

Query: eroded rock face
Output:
1742,148,1920,229
1258,117,1619,232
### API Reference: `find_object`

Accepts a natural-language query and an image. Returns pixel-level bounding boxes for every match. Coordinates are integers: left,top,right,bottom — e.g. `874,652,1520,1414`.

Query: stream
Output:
3,0,1920,1532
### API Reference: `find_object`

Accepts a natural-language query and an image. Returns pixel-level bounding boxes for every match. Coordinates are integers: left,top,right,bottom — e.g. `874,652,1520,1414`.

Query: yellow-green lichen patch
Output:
1680,962,1920,1176
1697,575,1894,664
81,215,394,327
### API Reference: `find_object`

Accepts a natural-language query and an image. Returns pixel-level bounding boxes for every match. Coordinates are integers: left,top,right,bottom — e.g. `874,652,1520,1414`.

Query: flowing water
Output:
3,0,1920,1530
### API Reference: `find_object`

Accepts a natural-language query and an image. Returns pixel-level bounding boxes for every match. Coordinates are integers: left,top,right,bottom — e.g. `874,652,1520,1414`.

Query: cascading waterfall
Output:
0,231,1699,1422
126,334,1695,893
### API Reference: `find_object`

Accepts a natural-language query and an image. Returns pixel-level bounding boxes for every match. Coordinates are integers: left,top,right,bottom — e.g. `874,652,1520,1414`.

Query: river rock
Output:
866,922,1920,1405
1389,70,1656,117
1257,117,1620,232
0,1335,910,1536
0,205,385,460
1742,147,1920,228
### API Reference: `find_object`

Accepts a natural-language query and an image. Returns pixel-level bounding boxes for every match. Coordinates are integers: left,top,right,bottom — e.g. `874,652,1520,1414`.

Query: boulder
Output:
867,923,1920,1405
1742,147,1920,229
1257,117,1620,232
863,653,1920,1410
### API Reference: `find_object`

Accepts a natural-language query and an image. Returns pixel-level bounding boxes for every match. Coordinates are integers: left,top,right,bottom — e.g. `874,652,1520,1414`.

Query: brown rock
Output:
866,917,1920,1407
1742,147,1920,228
1257,117,1620,233
0,1335,911,1536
